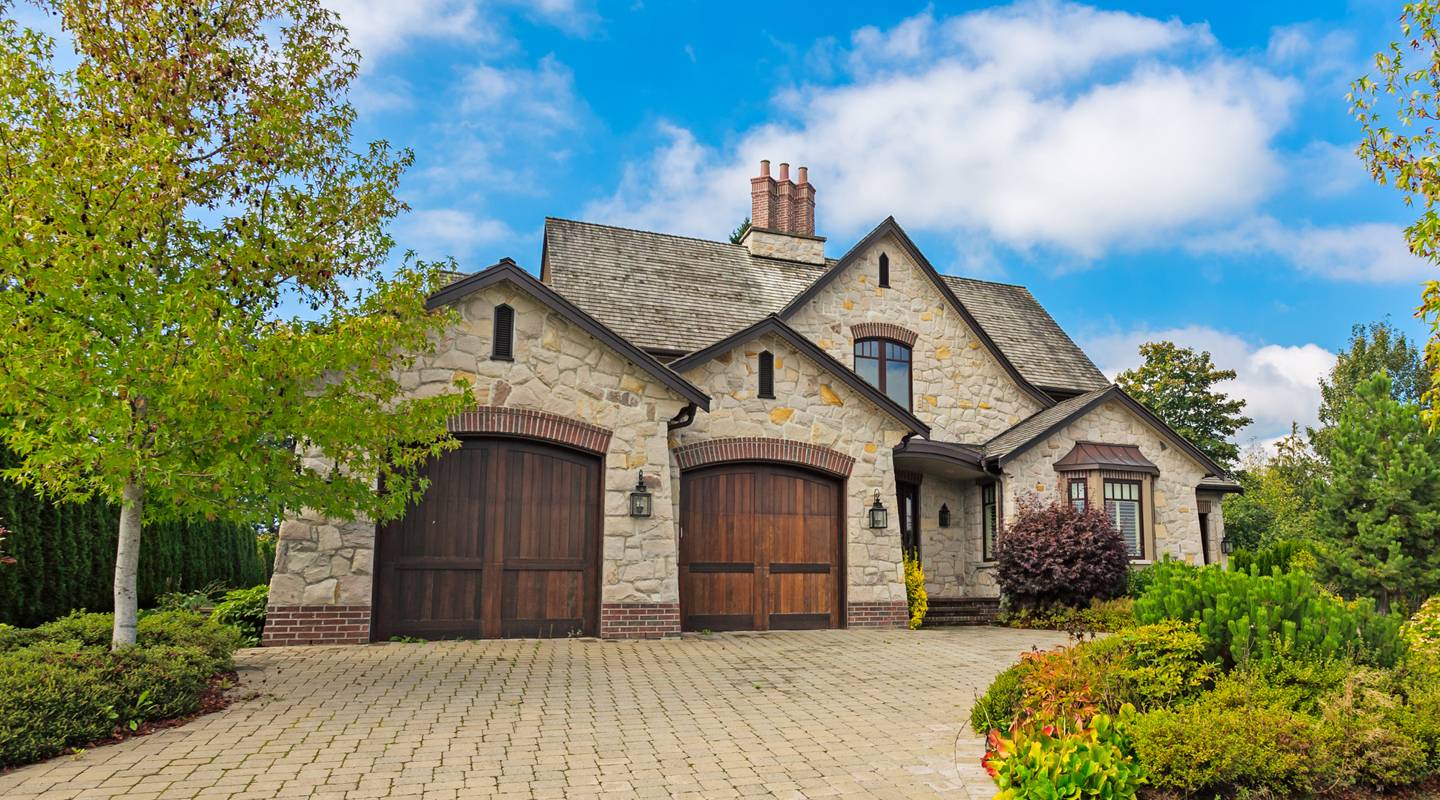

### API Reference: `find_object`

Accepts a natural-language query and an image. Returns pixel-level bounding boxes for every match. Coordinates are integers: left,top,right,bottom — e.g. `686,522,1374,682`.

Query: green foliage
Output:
1222,427,1323,551
729,217,751,245
971,661,1029,735
0,610,239,768
902,553,926,630
1103,621,1219,710
1315,321,1430,444
0,0,471,644
0,446,270,627
1000,597,1134,633
1114,341,1252,469
984,707,1146,800
1133,564,1404,667
210,585,269,647
1402,596,1440,679
1313,373,1440,614
256,533,277,580
1229,539,1307,576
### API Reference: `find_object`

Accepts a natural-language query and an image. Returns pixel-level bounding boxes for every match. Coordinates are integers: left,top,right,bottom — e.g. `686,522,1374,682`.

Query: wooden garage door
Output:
679,463,844,631
372,438,600,640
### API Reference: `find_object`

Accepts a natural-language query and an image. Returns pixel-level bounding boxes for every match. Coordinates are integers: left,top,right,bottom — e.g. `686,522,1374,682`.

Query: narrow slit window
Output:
758,350,775,398
982,483,998,561
878,252,890,287
1068,478,1088,512
492,304,515,360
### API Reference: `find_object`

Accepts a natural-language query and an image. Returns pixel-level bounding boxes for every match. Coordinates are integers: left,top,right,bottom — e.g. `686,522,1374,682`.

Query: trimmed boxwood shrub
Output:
995,497,1128,610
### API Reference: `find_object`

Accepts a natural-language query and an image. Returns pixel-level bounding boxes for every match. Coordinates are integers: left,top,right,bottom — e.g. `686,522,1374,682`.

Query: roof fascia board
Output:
670,315,931,437
426,260,711,410
777,216,1055,409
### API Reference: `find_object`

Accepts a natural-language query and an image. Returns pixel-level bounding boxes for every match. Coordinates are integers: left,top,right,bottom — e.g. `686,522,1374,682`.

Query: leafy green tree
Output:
1222,425,1323,550
729,217,751,245
1352,4,1440,423
1313,322,1429,452
1115,341,1253,469
1314,373,1440,613
0,1,470,647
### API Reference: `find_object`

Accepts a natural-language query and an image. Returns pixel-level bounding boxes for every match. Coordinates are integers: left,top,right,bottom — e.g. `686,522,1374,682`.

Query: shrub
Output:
1133,563,1405,667
137,611,243,669
1313,668,1431,790
1103,621,1219,710
902,554,926,630
107,644,216,723
1001,597,1134,633
210,585,269,647
984,707,1146,800
971,661,1029,735
0,642,121,767
1402,596,1440,671
1229,539,1307,576
996,497,1128,610
1129,699,1319,796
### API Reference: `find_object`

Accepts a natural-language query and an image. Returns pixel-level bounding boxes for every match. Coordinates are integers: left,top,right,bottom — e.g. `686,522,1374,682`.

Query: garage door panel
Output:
386,567,484,638
501,568,588,637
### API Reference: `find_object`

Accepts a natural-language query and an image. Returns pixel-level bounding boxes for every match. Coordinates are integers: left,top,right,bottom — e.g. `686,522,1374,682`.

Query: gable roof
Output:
427,258,711,410
541,217,1105,394
982,384,1229,478
777,217,1054,407
669,315,931,437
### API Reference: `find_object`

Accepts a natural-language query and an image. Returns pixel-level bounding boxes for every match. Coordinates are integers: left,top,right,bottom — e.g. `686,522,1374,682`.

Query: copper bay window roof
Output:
1052,441,1159,474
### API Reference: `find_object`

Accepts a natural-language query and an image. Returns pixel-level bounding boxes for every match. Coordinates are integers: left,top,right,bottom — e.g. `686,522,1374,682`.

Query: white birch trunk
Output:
112,477,144,649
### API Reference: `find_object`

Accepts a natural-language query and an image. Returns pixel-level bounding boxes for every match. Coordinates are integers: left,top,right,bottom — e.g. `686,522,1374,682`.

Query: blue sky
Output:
20,0,1427,448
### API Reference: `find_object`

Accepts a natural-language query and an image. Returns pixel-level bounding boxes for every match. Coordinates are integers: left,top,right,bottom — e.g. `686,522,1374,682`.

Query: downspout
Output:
666,402,698,431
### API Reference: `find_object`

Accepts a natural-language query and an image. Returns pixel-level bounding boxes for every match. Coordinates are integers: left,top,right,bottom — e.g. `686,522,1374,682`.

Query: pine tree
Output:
1314,373,1440,613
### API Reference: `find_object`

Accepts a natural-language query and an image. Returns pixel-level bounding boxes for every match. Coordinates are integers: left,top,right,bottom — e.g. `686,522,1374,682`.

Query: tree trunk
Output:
112,477,144,649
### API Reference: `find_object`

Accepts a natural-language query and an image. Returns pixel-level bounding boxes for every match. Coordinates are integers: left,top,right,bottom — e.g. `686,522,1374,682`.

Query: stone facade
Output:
1002,399,1212,568
741,227,827,265
671,331,913,608
786,232,1044,443
266,281,694,642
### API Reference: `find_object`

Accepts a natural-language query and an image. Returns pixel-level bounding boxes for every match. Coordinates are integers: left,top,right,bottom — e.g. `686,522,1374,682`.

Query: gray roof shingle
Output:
542,217,1106,392
984,386,1116,459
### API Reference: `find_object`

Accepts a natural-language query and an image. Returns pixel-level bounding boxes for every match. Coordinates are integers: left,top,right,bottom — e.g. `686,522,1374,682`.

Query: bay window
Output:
1104,479,1144,558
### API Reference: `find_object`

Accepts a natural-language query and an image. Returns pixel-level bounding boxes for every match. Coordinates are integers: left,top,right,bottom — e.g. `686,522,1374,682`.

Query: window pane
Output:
855,355,880,388
885,361,910,407
886,342,911,362
1106,498,1142,557
855,340,879,358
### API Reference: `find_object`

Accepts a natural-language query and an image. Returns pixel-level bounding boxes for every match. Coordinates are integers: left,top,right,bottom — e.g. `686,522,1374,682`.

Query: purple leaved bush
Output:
996,496,1128,610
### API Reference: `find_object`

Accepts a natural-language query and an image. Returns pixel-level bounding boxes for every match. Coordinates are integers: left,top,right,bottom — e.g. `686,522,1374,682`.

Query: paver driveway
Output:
0,628,1068,799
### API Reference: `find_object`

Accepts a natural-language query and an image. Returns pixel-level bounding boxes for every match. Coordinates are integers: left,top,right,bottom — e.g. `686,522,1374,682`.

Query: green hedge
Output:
0,450,270,627
0,610,242,768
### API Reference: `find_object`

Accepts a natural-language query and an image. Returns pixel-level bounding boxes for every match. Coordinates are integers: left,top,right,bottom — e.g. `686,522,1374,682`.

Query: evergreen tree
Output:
1115,341,1253,469
729,217,751,244
1313,321,1429,453
1314,373,1440,613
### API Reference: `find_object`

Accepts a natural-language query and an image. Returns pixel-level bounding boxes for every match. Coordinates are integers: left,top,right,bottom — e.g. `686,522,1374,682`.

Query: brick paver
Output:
0,628,1068,798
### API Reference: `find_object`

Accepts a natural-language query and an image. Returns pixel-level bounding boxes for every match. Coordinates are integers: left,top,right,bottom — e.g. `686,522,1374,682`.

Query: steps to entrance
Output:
923,597,1001,627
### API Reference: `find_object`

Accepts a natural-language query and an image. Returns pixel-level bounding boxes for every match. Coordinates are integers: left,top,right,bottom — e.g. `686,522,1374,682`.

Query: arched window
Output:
492,304,515,360
853,338,910,408
878,252,890,288
758,350,775,398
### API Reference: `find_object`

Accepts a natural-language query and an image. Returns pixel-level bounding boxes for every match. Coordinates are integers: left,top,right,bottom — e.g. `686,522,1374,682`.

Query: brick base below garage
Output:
600,603,681,639
262,605,372,646
847,601,909,629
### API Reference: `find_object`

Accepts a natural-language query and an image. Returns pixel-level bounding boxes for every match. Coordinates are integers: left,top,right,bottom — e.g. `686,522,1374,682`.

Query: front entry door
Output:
897,480,921,558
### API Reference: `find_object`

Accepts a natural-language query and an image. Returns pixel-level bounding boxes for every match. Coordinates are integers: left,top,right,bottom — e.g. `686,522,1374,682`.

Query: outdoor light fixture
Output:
1220,536,1235,555
938,503,951,528
629,471,652,518
868,491,888,529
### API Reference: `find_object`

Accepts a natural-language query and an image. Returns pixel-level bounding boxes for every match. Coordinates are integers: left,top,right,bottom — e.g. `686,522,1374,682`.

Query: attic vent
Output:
492,304,515,360
879,253,890,287
758,351,775,398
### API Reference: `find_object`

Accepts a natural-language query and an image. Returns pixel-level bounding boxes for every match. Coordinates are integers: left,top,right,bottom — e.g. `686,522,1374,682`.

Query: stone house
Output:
263,161,1240,645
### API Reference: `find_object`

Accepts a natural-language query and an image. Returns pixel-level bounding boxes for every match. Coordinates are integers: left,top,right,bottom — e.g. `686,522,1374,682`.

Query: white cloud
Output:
1186,216,1430,283
1084,326,1336,446
402,209,514,260
1291,140,1366,198
323,1,503,65
584,1,1297,254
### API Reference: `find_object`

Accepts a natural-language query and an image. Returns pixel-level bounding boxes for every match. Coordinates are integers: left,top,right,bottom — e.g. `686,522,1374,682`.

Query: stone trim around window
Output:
849,321,919,347
447,406,613,454
672,437,857,478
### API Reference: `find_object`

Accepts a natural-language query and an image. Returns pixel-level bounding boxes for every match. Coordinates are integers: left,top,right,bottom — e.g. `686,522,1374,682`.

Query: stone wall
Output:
672,331,913,608
1197,490,1229,567
266,281,692,644
1002,399,1211,565
785,232,1044,443
916,475,968,597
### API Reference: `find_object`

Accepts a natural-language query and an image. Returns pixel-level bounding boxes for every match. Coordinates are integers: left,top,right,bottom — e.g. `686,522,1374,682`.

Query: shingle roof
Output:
984,386,1116,460
541,216,1105,393
542,218,827,355
941,277,1109,392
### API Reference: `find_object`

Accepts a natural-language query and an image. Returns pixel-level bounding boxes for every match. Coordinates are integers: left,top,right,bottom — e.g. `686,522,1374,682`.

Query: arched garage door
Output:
679,463,844,631
372,438,601,640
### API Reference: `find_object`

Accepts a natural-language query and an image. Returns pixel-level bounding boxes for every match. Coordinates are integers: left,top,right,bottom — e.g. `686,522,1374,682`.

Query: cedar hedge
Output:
0,449,270,627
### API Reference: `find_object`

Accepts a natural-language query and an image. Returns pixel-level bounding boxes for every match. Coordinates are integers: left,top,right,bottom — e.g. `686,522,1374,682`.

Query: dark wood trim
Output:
853,336,913,412
1067,476,1089,510
769,563,832,574
980,480,999,563
688,562,755,573
426,259,711,410
668,315,930,437
1103,477,1146,560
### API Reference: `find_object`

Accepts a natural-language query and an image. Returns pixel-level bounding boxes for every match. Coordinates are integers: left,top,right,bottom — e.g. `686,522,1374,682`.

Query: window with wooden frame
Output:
878,252,890,287
1104,479,1144,558
758,350,775,399
1068,478,1088,512
853,338,911,409
981,482,998,561
492,304,515,360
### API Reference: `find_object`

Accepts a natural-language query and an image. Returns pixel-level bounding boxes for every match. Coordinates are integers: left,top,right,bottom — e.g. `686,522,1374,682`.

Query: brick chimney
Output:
742,159,824,264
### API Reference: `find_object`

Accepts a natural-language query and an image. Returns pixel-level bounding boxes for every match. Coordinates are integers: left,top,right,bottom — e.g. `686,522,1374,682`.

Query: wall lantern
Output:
629,471,653,518
938,503,951,528
1220,536,1235,555
868,491,889,529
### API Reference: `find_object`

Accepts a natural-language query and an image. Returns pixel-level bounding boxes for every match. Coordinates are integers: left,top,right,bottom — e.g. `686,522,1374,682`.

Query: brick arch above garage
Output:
672,437,856,478
448,406,613,455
